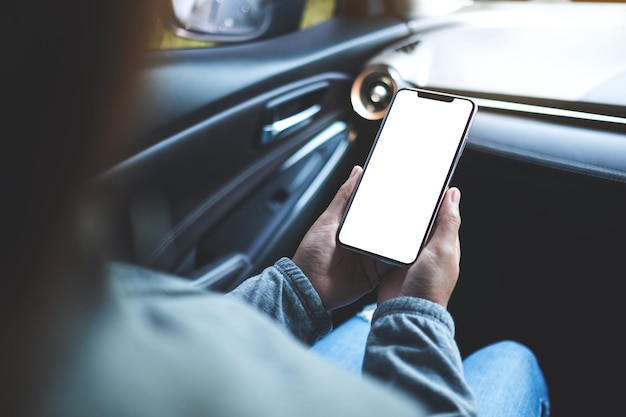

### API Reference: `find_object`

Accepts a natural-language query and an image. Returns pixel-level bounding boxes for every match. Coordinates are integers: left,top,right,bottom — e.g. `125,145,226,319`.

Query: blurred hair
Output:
2,0,159,414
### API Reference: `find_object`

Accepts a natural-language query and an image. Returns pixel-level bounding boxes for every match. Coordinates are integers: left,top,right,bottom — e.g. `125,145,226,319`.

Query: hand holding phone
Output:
375,186,462,307
293,164,463,310
337,88,476,266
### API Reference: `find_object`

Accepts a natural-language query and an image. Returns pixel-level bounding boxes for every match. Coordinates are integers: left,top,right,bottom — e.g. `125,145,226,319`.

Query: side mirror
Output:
166,0,306,43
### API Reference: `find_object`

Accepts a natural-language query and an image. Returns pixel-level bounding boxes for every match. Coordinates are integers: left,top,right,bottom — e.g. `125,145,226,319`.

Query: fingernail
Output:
349,165,359,179
449,188,461,206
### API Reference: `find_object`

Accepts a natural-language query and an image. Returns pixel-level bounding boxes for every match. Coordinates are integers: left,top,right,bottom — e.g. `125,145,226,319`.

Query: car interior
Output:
90,0,626,415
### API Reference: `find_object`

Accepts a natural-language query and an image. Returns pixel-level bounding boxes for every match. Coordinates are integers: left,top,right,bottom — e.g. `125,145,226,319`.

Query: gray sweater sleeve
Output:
227,257,333,345
229,258,476,416
363,297,477,416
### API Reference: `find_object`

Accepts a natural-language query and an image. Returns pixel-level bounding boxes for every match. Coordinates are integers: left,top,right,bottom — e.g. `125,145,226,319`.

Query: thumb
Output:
324,165,362,220
429,187,462,246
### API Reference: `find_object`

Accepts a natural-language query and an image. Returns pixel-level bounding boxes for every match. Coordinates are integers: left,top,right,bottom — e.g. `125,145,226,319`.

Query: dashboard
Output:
350,1,626,181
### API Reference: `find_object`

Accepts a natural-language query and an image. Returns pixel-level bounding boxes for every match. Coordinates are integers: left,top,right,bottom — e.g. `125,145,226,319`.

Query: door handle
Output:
259,81,329,145
261,104,321,144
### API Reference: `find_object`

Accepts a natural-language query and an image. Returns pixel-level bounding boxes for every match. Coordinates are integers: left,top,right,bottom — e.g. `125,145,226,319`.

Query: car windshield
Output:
393,0,626,113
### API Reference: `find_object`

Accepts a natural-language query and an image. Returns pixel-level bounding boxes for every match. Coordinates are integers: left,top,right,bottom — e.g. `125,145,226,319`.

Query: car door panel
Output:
193,121,351,290
97,74,351,274
130,17,410,152
94,17,413,287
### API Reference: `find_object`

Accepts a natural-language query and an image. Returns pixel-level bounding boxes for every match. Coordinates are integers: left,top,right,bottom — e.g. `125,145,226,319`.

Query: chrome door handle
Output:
261,104,321,145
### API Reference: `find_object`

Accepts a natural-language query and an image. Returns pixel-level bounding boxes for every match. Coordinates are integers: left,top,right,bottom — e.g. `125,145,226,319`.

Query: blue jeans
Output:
311,306,550,417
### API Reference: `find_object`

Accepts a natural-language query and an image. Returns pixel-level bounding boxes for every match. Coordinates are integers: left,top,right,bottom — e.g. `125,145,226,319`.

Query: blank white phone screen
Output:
338,89,475,265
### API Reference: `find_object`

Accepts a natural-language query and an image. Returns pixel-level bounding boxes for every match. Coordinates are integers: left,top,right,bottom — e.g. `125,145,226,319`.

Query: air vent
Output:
350,65,403,120
396,40,419,54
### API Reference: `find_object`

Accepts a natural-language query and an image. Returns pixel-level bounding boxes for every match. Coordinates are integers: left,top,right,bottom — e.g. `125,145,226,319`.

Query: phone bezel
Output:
337,88,477,267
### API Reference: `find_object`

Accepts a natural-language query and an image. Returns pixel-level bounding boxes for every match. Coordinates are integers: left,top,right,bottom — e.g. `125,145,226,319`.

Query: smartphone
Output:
337,88,477,266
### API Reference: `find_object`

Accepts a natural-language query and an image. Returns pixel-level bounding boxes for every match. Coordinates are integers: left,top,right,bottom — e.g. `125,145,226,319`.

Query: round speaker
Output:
350,65,403,120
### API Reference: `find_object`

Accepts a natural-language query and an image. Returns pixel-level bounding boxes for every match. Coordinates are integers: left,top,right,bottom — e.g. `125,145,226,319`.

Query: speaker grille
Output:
350,65,402,120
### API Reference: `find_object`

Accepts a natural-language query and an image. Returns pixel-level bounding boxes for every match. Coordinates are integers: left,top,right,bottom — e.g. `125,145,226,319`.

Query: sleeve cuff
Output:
274,257,333,340
373,297,455,336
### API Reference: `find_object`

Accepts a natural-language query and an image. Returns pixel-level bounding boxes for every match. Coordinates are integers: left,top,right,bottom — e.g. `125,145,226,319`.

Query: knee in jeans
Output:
491,340,537,364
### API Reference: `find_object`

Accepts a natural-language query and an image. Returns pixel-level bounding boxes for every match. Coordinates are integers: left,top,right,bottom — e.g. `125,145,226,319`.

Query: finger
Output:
427,187,461,248
324,165,362,220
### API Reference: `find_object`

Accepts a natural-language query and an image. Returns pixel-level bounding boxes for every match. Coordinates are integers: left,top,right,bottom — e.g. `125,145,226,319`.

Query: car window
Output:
153,0,336,49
